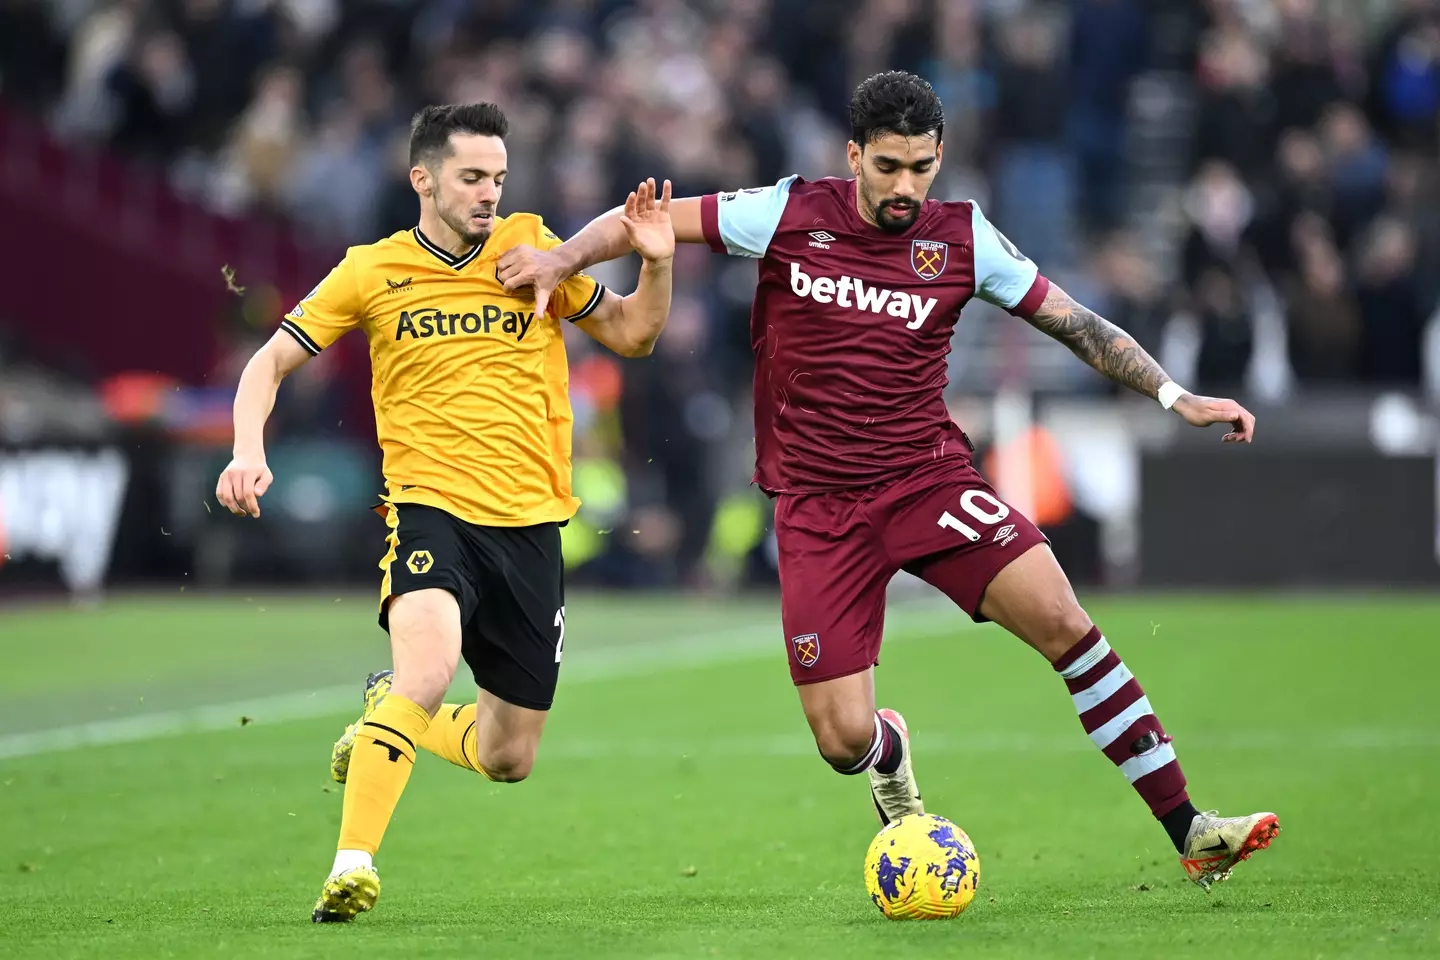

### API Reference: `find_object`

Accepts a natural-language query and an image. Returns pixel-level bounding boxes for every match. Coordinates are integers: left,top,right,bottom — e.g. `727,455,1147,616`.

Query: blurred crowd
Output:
1182,0,1440,390
2,0,1440,588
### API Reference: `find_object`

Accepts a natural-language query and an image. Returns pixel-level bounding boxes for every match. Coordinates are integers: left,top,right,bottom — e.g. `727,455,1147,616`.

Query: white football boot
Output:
1180,809,1281,890
868,709,925,825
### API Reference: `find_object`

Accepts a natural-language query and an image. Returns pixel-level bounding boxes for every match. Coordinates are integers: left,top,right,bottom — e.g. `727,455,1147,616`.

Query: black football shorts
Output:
379,503,566,711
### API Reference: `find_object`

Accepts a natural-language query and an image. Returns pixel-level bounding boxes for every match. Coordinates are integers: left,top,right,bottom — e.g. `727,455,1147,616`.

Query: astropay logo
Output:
789,262,938,330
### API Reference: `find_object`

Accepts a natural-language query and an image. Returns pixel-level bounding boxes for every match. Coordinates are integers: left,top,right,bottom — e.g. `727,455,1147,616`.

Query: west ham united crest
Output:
911,239,948,281
792,633,820,668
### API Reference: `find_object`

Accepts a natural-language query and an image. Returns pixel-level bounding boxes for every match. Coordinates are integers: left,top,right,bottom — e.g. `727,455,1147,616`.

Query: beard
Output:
435,188,494,247
873,197,920,234
860,180,920,234
441,206,492,247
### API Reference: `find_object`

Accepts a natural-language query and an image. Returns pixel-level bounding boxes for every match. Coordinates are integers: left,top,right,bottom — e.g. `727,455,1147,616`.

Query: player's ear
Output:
846,141,862,176
409,164,432,198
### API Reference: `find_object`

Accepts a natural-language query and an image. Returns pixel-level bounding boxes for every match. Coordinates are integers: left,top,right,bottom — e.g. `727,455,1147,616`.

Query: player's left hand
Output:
619,177,674,264
1171,393,1256,443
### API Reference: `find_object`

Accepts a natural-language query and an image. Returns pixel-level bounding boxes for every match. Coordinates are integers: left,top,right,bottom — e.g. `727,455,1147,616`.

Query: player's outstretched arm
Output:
1027,284,1256,443
216,331,312,517
572,178,676,357
497,184,706,320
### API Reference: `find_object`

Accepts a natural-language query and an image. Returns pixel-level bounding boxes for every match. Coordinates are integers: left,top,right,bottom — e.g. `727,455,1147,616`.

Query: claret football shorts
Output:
774,455,1047,685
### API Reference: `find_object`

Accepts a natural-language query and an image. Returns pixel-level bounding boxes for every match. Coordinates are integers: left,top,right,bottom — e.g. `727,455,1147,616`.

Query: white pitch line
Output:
0,687,359,760
0,598,968,761
539,728,1440,760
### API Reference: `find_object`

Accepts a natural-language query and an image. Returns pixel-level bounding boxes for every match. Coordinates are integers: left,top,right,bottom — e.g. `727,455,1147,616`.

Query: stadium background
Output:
2,0,1437,598
2,3,1440,957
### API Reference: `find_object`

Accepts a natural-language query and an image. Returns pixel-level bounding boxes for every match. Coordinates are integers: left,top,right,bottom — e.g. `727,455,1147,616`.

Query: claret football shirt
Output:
700,176,1051,494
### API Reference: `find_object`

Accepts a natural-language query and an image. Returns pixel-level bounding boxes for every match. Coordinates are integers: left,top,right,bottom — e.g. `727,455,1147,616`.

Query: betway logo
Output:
789,262,938,330
396,305,535,341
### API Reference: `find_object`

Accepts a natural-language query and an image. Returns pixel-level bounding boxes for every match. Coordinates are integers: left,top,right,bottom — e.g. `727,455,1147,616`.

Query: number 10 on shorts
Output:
938,490,1011,542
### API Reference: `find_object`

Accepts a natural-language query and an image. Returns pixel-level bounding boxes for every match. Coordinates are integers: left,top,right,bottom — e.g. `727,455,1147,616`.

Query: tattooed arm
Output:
965,198,1255,442
1025,283,1257,443
1026,283,1169,399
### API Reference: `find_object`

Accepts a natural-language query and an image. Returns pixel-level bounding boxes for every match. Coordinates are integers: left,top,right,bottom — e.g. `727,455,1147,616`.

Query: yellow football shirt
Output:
279,216,605,527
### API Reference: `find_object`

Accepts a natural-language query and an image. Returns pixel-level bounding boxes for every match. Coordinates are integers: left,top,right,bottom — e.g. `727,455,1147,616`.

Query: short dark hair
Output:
409,103,509,168
849,71,945,147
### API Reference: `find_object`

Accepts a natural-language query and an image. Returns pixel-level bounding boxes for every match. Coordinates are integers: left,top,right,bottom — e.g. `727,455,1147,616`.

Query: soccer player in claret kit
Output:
500,72,1279,890
216,103,677,921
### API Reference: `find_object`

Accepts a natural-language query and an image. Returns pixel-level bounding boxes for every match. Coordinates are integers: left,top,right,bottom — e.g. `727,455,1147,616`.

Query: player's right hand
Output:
216,456,274,518
497,245,565,322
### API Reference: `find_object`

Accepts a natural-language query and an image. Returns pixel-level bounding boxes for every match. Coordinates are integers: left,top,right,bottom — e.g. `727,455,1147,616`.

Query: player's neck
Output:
415,213,479,259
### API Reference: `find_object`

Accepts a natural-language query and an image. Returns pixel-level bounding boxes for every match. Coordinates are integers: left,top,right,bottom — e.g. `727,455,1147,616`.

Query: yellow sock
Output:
417,702,495,778
337,694,432,855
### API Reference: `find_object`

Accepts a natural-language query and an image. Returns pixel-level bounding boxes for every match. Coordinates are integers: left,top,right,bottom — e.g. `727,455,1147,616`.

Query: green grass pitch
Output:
2,590,1439,958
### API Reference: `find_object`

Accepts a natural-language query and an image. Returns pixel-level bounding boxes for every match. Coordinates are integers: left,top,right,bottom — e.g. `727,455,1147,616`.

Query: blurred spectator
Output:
209,63,311,217
1182,160,1256,293
990,12,1074,269
920,0,992,175
1383,151,1440,310
1354,215,1427,384
1283,213,1361,382
1251,128,1331,279
1192,25,1276,183
1319,101,1389,250
1181,160,1258,389
1066,0,1148,234
1367,0,1440,152
284,104,384,244
1269,0,1346,133
105,28,194,162
1087,231,1169,365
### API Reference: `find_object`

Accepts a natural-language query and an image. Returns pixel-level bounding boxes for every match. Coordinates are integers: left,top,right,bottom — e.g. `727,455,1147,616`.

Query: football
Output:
863,813,981,920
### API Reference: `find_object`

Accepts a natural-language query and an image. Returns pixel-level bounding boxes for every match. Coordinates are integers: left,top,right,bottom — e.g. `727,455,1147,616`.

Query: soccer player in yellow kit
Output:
215,102,676,922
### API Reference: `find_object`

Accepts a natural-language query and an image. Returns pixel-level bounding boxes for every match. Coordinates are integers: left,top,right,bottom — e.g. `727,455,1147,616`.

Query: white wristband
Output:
1157,381,1188,410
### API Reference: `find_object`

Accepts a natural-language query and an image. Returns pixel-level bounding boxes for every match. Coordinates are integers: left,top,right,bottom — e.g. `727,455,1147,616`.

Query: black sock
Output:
874,717,903,776
827,714,905,775
1160,800,1201,854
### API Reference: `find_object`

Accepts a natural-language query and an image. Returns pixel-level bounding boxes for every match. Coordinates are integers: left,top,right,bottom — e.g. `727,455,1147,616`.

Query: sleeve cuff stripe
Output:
563,283,606,322
280,319,322,355
1007,275,1050,320
700,193,727,253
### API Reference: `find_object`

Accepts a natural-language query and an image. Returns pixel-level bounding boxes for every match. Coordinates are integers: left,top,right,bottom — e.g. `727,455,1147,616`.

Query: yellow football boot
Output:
330,670,393,784
311,865,380,923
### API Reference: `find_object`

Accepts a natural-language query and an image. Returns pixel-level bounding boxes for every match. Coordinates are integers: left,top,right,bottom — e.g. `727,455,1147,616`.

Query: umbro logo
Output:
808,230,835,249
993,523,1017,544
386,277,413,292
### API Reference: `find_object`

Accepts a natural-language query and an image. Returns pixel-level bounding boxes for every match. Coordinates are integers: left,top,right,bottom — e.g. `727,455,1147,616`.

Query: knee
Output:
811,713,877,771
389,666,453,715
385,590,462,712
1034,599,1095,661
475,746,535,783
